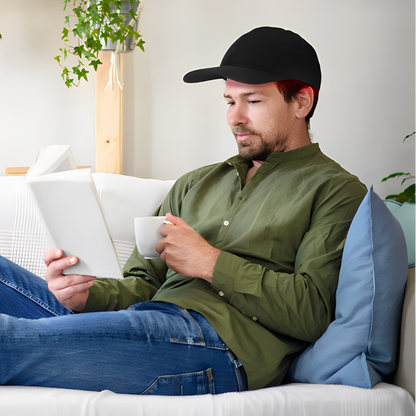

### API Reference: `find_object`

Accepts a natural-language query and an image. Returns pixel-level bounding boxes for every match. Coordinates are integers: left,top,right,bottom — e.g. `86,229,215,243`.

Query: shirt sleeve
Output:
211,179,366,343
82,247,168,312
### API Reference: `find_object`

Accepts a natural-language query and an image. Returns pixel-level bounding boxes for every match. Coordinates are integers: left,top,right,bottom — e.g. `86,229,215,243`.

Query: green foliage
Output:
381,132,415,203
55,0,145,88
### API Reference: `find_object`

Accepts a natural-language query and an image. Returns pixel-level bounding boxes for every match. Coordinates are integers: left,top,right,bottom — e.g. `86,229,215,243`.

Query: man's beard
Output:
233,127,290,161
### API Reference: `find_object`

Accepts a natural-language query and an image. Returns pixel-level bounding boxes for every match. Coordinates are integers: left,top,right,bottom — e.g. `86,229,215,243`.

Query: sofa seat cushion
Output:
0,382,413,416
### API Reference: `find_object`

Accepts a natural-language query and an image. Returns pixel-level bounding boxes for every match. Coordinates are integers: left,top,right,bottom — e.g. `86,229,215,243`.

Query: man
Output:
0,27,366,394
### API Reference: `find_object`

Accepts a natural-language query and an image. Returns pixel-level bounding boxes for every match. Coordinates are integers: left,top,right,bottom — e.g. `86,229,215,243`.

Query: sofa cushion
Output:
286,188,408,388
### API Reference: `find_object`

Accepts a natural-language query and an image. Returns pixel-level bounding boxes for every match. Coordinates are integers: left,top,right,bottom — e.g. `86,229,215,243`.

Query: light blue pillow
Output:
286,188,408,388
384,200,415,267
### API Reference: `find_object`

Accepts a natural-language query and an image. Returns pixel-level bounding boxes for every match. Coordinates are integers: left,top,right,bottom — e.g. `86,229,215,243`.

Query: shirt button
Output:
224,221,229,226
252,317,258,321
219,291,224,297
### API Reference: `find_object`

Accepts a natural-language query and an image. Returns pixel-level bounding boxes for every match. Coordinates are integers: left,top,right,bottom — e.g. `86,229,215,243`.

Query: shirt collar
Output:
226,143,321,167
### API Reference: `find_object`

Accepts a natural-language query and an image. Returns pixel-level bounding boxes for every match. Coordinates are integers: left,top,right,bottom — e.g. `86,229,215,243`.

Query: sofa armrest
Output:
392,267,415,398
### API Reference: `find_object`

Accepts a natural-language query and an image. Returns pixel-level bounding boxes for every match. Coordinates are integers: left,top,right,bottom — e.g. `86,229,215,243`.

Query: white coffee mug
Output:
134,216,168,259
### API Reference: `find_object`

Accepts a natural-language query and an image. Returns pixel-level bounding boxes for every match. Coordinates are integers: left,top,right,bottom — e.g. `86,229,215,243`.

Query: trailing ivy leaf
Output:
79,68,89,81
101,2,111,14
65,77,74,88
89,59,103,71
54,55,61,63
72,65,89,82
83,49,95,60
136,38,145,51
61,27,69,41
73,6,83,15
61,67,70,80
89,4,100,20
110,15,124,26
72,26,84,39
73,45,86,57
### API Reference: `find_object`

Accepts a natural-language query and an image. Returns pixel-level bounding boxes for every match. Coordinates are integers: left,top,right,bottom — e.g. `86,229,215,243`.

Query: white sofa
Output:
0,174,414,416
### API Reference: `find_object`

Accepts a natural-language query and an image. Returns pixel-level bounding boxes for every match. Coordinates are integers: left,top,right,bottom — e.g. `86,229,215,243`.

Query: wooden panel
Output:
5,167,30,176
5,166,91,176
96,51,124,174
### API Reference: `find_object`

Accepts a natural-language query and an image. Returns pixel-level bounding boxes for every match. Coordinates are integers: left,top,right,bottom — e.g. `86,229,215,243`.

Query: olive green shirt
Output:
83,144,367,390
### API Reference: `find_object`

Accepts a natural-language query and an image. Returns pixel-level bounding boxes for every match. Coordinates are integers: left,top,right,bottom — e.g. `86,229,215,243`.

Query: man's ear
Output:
295,87,314,119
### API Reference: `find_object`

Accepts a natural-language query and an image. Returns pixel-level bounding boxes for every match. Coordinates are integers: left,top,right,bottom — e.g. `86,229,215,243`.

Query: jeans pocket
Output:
140,368,215,396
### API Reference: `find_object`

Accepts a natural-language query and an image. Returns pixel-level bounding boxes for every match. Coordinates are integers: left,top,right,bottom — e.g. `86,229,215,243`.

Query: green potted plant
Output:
55,0,145,88
381,132,415,204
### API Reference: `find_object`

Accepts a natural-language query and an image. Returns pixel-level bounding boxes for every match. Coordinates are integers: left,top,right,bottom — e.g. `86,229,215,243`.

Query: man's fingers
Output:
165,213,178,225
48,273,96,291
54,280,94,303
42,249,95,311
43,249,64,267
44,255,79,280
165,213,191,229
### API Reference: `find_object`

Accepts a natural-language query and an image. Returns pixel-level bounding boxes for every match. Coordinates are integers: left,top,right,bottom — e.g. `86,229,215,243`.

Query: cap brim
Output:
183,66,283,84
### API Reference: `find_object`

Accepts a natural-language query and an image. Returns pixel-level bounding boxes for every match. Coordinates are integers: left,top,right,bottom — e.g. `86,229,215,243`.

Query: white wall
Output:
0,0,96,173
1,0,415,200
127,0,415,199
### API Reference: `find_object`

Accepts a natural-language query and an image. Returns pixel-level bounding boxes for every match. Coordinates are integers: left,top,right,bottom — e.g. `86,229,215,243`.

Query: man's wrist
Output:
199,247,221,283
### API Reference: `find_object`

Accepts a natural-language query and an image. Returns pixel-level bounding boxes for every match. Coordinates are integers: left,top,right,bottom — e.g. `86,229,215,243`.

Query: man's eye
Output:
226,101,235,106
249,100,260,104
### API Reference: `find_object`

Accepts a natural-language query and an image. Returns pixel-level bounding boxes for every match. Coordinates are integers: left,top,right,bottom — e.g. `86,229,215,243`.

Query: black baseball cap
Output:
183,27,321,90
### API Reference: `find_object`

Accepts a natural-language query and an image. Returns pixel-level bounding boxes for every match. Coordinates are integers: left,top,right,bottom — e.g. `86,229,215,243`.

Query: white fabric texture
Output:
0,177,48,277
0,383,413,416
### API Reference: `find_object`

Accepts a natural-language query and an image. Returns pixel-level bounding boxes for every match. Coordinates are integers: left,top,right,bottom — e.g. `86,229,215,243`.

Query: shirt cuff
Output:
211,251,263,301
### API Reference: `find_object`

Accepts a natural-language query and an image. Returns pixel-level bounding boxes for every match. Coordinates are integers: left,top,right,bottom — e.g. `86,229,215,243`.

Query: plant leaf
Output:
401,175,415,186
136,38,145,52
65,77,74,88
403,132,415,142
386,184,416,204
381,172,412,182
89,59,102,71
61,27,69,40
403,183,415,196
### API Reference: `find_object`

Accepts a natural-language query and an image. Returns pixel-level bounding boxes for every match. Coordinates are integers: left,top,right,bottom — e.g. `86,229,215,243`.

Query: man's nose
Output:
228,105,248,126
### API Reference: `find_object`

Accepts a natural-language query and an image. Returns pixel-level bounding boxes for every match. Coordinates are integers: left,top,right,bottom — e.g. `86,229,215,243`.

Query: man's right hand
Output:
43,249,96,312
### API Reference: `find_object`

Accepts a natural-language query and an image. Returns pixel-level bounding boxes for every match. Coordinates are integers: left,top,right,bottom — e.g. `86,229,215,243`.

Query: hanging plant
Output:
55,0,145,88
381,132,415,204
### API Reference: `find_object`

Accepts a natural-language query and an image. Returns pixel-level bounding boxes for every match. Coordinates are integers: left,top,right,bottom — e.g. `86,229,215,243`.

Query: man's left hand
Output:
155,213,221,283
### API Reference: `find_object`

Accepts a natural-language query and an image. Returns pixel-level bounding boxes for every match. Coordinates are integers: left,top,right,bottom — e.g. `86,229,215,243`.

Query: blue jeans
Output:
0,256,247,395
